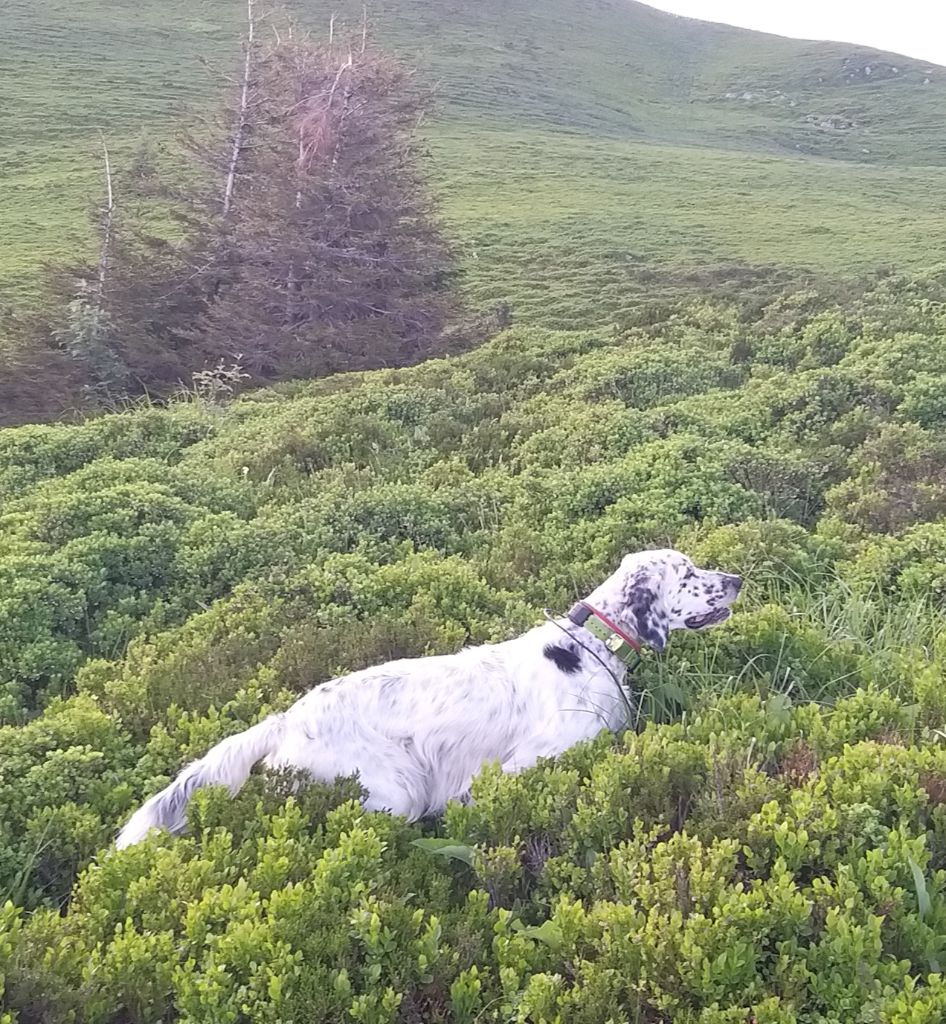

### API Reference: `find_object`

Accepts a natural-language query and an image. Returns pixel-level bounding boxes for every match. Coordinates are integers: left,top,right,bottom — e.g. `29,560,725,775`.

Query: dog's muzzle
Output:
684,607,732,630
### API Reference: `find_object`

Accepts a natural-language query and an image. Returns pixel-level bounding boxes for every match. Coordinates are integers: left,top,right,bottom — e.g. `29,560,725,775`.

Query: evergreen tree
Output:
192,33,456,379
32,11,456,398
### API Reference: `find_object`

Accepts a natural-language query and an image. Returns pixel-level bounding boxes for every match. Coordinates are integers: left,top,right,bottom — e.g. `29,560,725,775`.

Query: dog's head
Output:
587,549,742,652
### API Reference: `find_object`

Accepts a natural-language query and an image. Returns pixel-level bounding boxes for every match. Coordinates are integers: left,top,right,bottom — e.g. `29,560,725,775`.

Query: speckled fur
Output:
115,549,740,848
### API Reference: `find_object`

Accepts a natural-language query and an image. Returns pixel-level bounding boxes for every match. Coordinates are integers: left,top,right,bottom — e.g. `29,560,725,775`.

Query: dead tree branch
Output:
97,133,115,298
222,0,256,215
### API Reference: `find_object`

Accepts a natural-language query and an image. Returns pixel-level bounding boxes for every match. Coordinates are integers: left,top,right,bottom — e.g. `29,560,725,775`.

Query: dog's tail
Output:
115,715,286,849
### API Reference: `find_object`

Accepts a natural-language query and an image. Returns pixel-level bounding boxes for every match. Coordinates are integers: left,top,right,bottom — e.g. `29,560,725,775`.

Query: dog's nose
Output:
726,574,742,595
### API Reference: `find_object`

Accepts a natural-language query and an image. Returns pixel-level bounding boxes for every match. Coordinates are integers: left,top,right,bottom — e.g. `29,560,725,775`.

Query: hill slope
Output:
347,0,946,165
4,0,946,323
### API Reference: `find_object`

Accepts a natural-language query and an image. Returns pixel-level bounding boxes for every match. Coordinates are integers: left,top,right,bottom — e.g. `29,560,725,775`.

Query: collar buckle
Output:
604,633,625,655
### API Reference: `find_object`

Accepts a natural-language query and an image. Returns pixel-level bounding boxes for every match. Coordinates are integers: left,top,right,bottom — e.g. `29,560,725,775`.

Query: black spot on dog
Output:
624,578,668,652
544,643,581,675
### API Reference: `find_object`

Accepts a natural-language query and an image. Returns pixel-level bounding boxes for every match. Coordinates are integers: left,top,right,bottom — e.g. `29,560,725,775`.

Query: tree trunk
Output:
97,134,115,298
222,0,256,216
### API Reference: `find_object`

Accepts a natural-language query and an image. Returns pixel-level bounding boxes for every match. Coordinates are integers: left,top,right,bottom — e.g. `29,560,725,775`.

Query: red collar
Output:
567,601,643,655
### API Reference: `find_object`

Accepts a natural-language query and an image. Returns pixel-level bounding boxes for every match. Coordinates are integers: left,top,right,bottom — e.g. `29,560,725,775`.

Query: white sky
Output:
645,1,946,68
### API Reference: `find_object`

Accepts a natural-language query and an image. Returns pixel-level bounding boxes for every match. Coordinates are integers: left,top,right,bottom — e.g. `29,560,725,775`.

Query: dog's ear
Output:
625,571,669,652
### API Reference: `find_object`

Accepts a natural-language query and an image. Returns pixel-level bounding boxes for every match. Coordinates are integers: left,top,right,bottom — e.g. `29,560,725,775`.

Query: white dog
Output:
115,549,741,848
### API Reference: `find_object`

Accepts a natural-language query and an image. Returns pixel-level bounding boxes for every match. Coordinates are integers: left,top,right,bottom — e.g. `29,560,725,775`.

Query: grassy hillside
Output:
433,125,946,325
4,271,946,1018
4,0,946,321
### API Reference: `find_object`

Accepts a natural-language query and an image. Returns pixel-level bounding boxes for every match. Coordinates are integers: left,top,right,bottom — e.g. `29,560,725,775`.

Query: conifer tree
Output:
29,10,457,397
192,29,455,379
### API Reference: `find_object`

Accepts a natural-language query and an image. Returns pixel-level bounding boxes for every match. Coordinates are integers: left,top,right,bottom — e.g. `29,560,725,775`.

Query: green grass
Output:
4,0,946,322
646,581,945,720
434,125,946,326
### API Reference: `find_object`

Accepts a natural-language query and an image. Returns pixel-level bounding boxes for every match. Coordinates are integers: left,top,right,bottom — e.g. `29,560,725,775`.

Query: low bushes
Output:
5,692,946,1021
3,275,946,1019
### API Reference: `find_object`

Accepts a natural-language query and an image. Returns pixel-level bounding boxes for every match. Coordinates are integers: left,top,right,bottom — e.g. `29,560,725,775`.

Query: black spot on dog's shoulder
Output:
544,643,581,675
